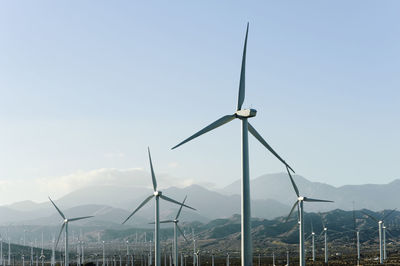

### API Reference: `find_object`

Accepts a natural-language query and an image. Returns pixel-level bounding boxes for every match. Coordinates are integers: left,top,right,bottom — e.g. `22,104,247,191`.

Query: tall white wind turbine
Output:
49,197,94,266
122,148,196,266
362,209,396,264
172,23,295,266
285,167,333,266
151,196,189,266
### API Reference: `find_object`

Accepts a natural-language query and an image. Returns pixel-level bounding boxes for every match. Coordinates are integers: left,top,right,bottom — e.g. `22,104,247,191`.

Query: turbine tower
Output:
51,236,55,266
362,209,396,264
383,224,386,260
122,148,196,266
285,167,333,266
306,222,316,262
152,196,189,266
49,197,94,266
356,230,360,265
323,227,328,264
172,23,295,266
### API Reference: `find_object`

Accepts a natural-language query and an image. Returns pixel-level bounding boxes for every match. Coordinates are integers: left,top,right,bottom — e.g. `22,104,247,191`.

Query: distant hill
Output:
99,208,400,253
221,173,400,212
2,184,290,226
3,173,400,228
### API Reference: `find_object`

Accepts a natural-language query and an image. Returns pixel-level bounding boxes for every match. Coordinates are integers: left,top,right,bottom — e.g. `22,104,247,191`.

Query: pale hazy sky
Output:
0,1,399,204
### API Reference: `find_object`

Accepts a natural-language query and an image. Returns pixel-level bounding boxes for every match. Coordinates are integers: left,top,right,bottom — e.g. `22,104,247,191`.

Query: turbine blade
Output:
48,197,65,220
161,220,175,224
149,220,174,224
248,123,295,173
148,147,157,192
175,196,187,220
361,210,379,223
69,216,94,222
176,224,188,242
122,195,154,224
382,209,397,221
286,201,298,222
55,223,65,249
160,195,196,211
286,166,299,197
237,23,249,111
171,115,236,150
304,198,333,203
319,213,327,229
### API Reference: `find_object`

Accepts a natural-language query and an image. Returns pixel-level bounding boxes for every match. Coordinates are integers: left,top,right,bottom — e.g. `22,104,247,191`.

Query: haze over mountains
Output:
1,173,399,226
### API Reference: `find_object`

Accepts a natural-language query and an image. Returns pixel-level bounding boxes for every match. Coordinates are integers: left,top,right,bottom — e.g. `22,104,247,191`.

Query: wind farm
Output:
1,1,400,265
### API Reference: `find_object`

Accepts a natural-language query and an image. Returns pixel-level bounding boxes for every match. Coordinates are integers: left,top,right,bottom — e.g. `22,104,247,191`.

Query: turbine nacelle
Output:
235,109,257,119
64,219,68,223
154,191,162,196
298,196,305,201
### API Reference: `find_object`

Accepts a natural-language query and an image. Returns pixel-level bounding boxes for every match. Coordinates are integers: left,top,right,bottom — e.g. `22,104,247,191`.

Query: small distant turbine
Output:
122,148,196,266
285,167,333,266
48,197,94,266
304,221,316,262
317,219,329,264
172,23,295,266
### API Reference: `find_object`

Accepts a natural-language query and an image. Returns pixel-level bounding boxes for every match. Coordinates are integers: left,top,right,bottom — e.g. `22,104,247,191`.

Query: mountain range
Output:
1,172,399,228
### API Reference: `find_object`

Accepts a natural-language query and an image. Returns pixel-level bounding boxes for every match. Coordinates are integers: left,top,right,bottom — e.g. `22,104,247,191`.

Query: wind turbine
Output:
285,167,333,266
304,221,316,262
192,229,196,266
361,209,396,264
172,23,295,266
382,223,396,262
383,224,386,261
48,197,94,266
272,252,275,266
122,148,195,266
51,236,55,266
40,233,45,266
151,196,189,266
318,221,329,264
286,250,289,266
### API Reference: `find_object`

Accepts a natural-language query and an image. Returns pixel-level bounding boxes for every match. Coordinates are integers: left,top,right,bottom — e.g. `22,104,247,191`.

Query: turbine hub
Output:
64,219,68,223
379,220,383,224
154,191,162,196
298,196,304,201
235,109,257,119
